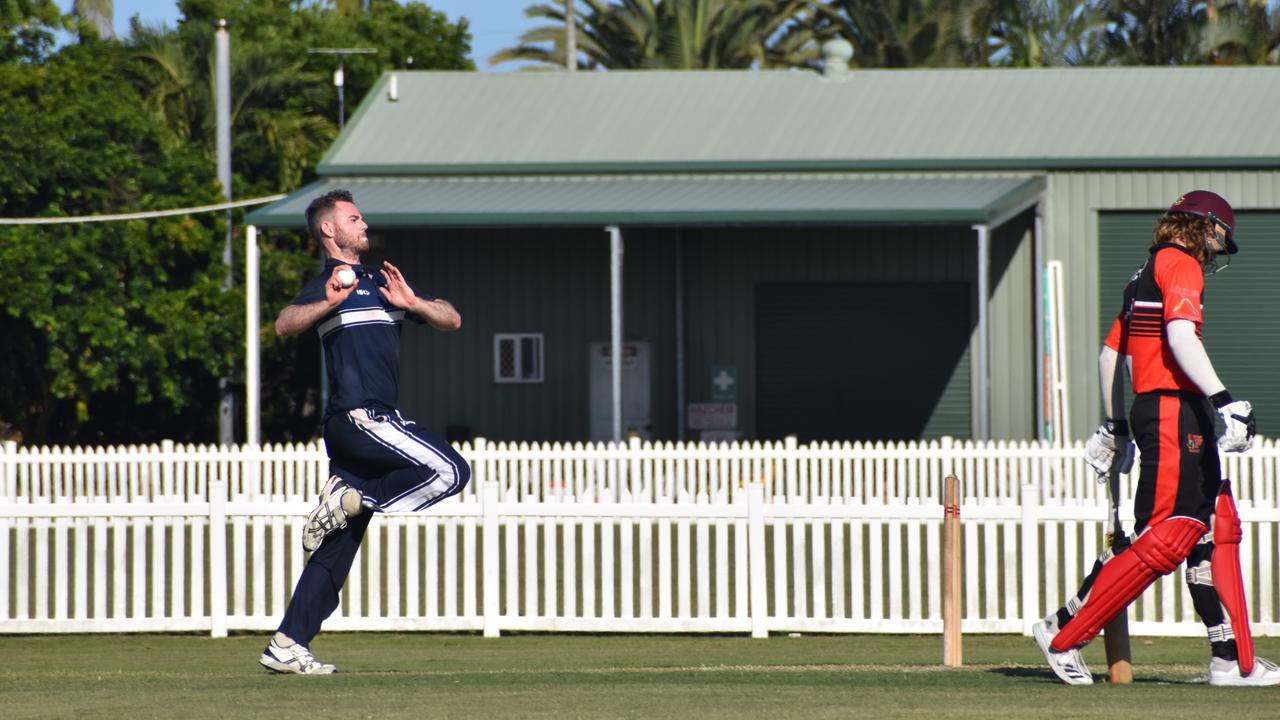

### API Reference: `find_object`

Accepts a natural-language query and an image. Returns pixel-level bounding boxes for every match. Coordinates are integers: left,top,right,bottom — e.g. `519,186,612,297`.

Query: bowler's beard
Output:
333,227,369,258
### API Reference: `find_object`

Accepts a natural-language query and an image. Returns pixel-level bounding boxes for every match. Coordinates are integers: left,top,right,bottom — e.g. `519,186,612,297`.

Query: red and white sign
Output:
688,403,737,430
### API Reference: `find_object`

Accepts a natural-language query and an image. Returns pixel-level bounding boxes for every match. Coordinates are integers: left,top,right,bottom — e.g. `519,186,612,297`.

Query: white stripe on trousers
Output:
349,410,461,512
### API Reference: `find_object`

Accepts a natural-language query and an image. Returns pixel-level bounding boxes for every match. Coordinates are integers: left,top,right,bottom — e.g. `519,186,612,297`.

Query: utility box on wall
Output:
588,341,652,441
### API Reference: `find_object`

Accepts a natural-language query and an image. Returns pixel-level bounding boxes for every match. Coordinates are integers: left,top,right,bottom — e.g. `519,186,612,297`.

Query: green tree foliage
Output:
0,1,471,445
956,0,1109,66
1201,0,1280,64
0,43,227,443
1099,0,1208,64
493,0,821,69
0,0,67,61
811,0,970,67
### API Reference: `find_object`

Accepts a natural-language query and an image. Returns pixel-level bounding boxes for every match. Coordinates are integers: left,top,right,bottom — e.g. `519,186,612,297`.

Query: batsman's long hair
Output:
1154,213,1216,268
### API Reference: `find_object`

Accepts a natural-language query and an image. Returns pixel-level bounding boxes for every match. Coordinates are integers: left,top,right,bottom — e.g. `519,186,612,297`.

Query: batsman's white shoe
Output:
1033,617,1094,685
302,475,357,552
1208,656,1280,687
258,638,336,675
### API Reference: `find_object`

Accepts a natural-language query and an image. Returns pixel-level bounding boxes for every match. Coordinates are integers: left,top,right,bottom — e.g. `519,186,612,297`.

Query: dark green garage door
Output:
755,283,971,442
1099,212,1280,436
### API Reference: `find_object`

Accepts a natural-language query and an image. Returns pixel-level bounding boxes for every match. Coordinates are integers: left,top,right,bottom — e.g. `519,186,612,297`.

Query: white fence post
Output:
209,477,228,638
1019,482,1040,635
784,435,798,501
482,481,500,638
2,440,16,499
747,481,768,638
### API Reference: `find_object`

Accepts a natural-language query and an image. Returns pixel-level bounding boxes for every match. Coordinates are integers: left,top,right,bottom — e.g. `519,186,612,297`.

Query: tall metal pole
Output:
566,0,577,71
245,225,260,445
607,226,624,442
308,48,376,130
215,19,235,445
335,62,345,130
973,224,991,440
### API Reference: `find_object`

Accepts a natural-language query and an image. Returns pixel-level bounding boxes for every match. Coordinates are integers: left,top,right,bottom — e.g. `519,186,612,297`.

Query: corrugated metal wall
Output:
1099,211,1280,437
382,221,1033,442
680,225,980,440
988,212,1037,439
384,227,675,442
1044,171,1280,440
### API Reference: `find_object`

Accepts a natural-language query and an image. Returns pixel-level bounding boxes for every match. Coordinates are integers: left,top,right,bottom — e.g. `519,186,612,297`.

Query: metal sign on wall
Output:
688,402,737,430
710,365,737,401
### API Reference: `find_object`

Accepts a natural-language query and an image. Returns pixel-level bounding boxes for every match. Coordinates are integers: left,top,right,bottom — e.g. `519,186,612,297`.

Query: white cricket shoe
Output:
1033,617,1094,685
258,638,336,675
1208,656,1280,687
302,475,358,552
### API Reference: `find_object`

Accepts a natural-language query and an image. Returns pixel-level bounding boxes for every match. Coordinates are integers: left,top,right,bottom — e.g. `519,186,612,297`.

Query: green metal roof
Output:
245,173,1044,228
321,67,1280,175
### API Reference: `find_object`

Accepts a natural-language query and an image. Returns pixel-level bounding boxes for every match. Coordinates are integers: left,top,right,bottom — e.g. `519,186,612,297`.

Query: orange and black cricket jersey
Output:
1103,243,1205,393
1103,243,1219,529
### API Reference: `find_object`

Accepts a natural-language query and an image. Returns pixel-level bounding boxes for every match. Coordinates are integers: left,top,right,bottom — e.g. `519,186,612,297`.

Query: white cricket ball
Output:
337,268,357,288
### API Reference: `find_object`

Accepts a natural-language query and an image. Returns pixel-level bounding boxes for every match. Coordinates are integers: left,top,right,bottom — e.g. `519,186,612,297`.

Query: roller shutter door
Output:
1099,212,1280,436
755,283,971,441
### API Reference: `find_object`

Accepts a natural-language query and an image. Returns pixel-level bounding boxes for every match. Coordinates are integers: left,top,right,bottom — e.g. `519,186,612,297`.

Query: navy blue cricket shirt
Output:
290,258,435,419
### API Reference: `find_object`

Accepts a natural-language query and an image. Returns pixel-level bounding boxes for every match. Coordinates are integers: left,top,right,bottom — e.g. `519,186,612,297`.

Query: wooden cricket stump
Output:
942,474,962,667
1103,611,1133,683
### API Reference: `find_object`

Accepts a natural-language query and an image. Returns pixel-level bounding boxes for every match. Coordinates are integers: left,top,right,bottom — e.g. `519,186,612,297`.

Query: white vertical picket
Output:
562,510,576,619
208,477,227,637
747,482,767,638
621,510,635,620
405,516,420,617
1019,483,1040,631
983,522,998,622
850,516,865,622
811,517,827,621
887,519,904,621
250,516,266,620
601,502,615,620
445,517,459,618
131,512,146,620
503,511,518,620
1001,520,1018,622
53,516,68,620
34,517,48,620
522,517,537,617
482,483,500,636
905,519,920,620
713,496,728,619
426,517,440,618
387,517,401,619
639,510,653,619
583,513,597,620
770,514,787,622
658,503,673,620
868,516,883,621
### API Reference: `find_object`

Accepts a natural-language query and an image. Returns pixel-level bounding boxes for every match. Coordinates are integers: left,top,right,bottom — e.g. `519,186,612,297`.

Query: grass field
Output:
2,633,1278,719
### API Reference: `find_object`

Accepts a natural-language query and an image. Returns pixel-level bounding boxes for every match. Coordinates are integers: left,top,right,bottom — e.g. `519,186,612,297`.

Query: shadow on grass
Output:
987,666,1202,685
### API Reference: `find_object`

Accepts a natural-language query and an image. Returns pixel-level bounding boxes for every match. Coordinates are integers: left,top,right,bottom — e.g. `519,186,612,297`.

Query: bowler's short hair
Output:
305,189,355,241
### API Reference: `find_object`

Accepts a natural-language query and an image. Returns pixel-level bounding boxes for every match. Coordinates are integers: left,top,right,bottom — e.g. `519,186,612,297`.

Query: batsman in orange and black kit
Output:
1033,191,1280,686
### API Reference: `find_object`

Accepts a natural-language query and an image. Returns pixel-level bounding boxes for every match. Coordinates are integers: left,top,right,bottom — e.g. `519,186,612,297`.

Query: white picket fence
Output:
1,438,1277,638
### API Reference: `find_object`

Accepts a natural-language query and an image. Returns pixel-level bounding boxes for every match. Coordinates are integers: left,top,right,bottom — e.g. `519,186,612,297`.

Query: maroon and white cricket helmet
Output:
1167,190,1238,254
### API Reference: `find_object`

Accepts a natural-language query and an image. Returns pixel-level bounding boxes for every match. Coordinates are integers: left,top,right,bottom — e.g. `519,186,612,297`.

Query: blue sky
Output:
57,0,539,71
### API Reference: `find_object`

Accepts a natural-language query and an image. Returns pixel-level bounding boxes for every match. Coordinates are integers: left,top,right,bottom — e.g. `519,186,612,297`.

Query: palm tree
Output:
1200,0,1280,64
812,0,970,68
1097,0,1209,64
74,0,116,41
492,0,820,70
128,23,336,190
957,0,1109,66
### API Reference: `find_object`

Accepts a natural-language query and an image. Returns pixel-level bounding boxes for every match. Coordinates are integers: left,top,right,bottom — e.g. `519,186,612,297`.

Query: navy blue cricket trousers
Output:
278,408,471,645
